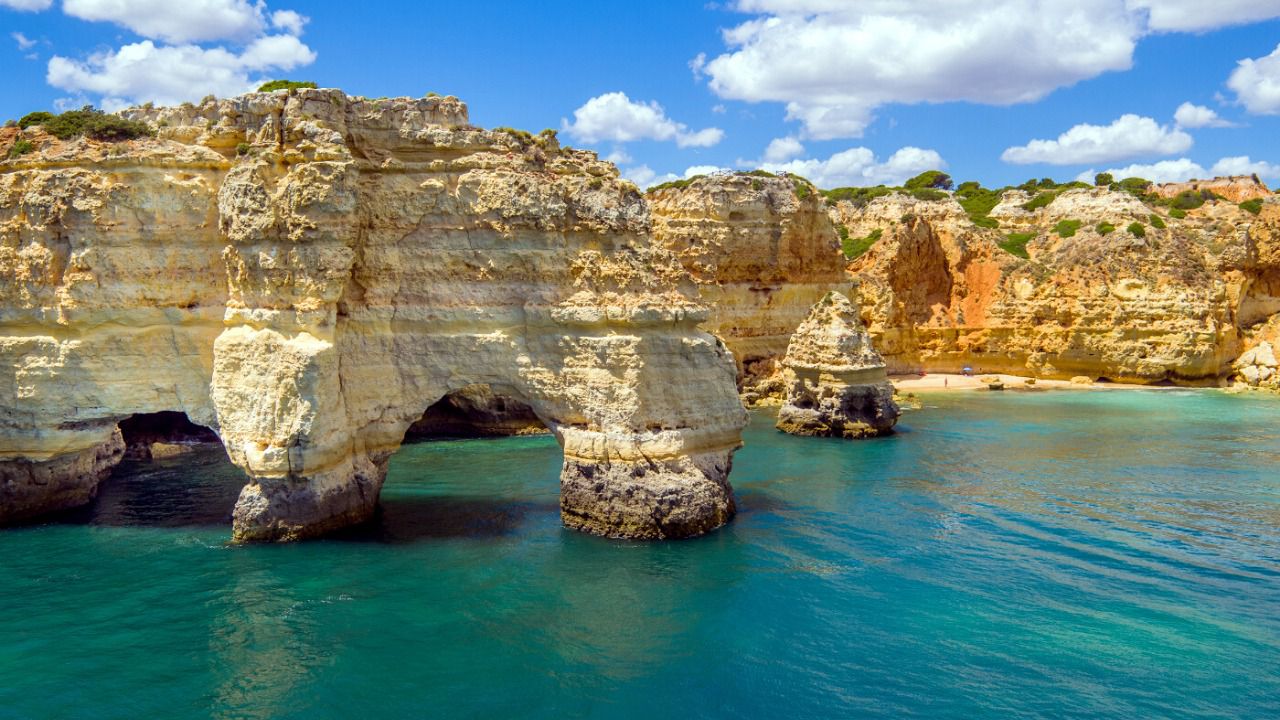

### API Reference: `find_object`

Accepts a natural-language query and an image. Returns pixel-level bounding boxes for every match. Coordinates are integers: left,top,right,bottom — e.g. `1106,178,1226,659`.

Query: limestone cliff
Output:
835,188,1280,384
648,174,848,400
776,292,899,438
1151,175,1272,203
0,89,747,540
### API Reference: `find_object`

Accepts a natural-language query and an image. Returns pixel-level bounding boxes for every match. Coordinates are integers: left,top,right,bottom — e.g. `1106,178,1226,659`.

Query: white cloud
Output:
47,37,315,108
1126,0,1280,32
762,136,805,163
1173,102,1235,128
621,165,663,188
270,9,307,36
700,1,1280,139
604,148,632,165
0,0,52,10
1210,156,1280,181
11,31,35,50
1228,43,1280,115
1001,114,1191,165
1076,158,1208,184
760,146,945,188
60,0,290,44
562,92,725,148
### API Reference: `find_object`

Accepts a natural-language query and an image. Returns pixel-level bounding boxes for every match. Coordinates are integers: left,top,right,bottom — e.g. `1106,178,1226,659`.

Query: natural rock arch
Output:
0,90,747,541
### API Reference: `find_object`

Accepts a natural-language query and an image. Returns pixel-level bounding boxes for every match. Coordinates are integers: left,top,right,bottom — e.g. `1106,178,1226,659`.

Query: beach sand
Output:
889,373,1185,393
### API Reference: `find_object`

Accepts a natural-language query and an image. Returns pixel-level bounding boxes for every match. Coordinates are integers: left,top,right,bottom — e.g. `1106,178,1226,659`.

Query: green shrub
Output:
843,228,882,260
6,138,34,159
1094,172,1114,186
956,183,1002,228
1170,190,1208,210
742,169,776,178
904,170,953,191
235,142,250,156
1169,208,1187,219
647,175,705,193
971,215,1000,229
909,188,947,201
1054,219,1082,237
1117,177,1152,196
1127,222,1145,238
18,106,154,141
822,185,893,206
1021,192,1057,211
792,177,813,200
751,179,763,192
587,178,604,190
1149,214,1166,229
258,80,317,92
999,232,1034,259
1240,199,1264,215
18,111,54,129
1097,222,1116,235
426,91,440,98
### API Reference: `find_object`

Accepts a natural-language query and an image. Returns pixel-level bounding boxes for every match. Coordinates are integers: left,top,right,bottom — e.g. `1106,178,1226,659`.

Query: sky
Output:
3,1,1280,190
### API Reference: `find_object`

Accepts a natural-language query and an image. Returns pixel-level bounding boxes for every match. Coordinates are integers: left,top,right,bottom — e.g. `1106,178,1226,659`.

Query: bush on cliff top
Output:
1240,199,1264,215
258,80,317,92
6,138,34,159
904,170,953,191
17,106,152,142
1021,192,1058,212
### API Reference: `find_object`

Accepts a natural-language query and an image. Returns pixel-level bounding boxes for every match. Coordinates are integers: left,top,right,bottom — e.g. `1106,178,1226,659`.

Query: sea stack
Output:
776,291,900,438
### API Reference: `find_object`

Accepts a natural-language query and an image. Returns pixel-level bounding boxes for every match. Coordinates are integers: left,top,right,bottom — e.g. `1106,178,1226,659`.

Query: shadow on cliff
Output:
328,497,560,543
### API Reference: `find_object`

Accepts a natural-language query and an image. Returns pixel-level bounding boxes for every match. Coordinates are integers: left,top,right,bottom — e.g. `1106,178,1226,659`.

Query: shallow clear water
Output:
2,390,1278,719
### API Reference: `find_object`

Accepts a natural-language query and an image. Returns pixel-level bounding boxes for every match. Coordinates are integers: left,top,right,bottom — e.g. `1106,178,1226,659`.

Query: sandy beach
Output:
889,373,1186,393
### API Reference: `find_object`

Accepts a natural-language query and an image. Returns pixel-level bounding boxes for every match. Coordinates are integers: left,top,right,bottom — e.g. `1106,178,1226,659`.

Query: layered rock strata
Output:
835,189,1280,384
648,174,849,400
0,90,746,540
776,292,899,438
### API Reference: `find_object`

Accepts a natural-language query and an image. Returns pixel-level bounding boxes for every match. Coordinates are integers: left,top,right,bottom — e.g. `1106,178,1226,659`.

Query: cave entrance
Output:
404,384,550,441
81,411,240,528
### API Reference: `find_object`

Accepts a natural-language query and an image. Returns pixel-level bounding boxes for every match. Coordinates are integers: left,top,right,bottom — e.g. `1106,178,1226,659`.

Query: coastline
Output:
889,372,1198,393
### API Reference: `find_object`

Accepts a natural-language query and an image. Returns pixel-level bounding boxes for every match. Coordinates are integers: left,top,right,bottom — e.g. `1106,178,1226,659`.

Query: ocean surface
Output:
1,390,1278,719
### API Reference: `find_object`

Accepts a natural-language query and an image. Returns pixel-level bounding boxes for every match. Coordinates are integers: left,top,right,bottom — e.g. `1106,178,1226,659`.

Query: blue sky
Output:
4,1,1280,189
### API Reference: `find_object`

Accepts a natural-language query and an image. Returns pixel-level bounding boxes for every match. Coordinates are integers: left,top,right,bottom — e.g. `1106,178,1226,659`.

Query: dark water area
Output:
1,390,1278,719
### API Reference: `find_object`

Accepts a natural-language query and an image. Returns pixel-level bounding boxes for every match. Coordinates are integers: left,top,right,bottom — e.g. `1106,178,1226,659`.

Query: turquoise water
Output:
2,390,1279,719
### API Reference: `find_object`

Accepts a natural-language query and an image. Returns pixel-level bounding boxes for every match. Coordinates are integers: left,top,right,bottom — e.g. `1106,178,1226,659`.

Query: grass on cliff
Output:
1097,222,1117,235
6,138,34,159
1150,214,1167,229
18,106,153,142
843,228,882,260
1240,199,1264,215
1054,219,1083,238
1020,192,1058,212
1169,208,1188,219
999,232,1034,259
258,80,317,92
1127,222,1146,238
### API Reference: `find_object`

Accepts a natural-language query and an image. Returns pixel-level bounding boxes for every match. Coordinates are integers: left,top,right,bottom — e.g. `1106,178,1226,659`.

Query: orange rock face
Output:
1151,175,1273,203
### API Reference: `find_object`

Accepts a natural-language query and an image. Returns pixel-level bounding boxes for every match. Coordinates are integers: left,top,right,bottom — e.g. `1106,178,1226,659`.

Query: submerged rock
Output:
776,292,900,438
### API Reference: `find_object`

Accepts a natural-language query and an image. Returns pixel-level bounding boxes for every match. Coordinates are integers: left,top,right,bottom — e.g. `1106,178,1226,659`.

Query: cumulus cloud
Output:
1001,114,1192,165
563,92,724,148
0,0,53,10
46,1,314,109
759,146,945,188
1075,158,1206,184
48,37,315,109
61,0,274,44
1126,0,1280,32
1210,155,1280,181
1173,102,1235,128
700,1,1280,138
762,136,805,163
1228,43,1280,115
620,164,729,189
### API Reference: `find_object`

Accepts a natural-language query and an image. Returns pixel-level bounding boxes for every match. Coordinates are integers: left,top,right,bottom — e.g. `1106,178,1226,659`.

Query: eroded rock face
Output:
838,189,1280,384
776,292,899,438
1152,175,1272,203
648,174,849,400
0,89,746,541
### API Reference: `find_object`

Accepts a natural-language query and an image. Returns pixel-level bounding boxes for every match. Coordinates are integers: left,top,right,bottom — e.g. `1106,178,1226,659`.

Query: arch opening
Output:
118,411,222,460
404,384,550,441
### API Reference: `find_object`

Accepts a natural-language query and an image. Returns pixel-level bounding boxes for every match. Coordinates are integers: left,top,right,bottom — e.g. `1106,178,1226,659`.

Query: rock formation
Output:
776,292,899,438
1151,175,1272,203
0,89,747,540
648,174,849,401
835,188,1280,384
